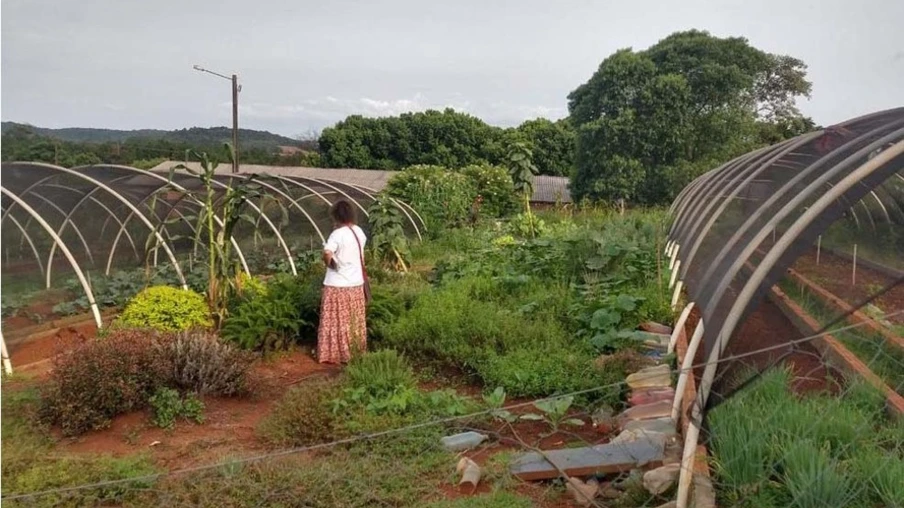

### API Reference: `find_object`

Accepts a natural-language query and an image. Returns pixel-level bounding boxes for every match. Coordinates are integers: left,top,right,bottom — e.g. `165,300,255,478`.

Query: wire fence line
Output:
4,309,902,505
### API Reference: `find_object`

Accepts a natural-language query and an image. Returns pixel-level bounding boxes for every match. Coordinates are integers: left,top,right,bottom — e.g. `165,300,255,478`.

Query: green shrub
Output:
456,164,518,217
38,330,172,436
118,286,212,332
258,379,343,447
158,331,254,396
222,274,315,351
345,349,416,399
149,387,205,430
385,165,476,231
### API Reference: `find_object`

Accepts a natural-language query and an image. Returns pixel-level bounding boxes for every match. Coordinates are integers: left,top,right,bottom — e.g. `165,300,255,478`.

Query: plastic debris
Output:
456,457,482,488
566,477,599,507
441,431,487,451
644,464,681,495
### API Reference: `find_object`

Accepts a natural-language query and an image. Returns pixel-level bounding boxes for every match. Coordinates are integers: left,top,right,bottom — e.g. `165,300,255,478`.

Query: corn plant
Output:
148,148,281,326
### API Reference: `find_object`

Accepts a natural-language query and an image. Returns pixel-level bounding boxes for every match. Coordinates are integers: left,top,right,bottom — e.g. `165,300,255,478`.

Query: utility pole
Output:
193,65,241,173
231,74,239,174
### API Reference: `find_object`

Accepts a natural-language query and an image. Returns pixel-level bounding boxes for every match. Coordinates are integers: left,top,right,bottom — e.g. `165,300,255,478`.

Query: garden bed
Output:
2,209,678,508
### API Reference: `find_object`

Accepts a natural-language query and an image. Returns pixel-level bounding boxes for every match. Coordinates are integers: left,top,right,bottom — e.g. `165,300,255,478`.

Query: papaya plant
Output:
367,195,411,272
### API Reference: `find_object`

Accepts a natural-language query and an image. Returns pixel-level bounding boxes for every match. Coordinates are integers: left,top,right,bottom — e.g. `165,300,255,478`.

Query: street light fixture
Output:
193,65,241,173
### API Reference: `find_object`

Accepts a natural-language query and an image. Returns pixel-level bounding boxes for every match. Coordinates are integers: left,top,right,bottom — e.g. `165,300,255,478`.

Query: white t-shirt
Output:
323,225,367,287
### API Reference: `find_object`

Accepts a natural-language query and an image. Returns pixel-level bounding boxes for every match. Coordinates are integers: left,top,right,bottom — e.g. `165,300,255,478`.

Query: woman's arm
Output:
323,249,336,269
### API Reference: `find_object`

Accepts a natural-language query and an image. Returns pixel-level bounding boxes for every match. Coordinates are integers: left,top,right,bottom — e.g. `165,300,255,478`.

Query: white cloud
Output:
237,93,563,129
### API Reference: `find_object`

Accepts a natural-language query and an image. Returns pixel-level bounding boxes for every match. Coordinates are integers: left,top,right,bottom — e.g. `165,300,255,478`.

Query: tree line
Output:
2,30,817,206
0,124,321,169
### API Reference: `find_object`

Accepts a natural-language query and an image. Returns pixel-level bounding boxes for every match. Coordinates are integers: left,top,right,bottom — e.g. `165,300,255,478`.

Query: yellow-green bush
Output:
118,286,212,332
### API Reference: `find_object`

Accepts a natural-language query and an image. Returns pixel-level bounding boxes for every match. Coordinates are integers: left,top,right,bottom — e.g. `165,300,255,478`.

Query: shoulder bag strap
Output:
347,226,367,280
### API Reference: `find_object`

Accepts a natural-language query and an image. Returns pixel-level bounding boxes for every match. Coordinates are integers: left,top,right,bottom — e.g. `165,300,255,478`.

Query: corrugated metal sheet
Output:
148,161,572,203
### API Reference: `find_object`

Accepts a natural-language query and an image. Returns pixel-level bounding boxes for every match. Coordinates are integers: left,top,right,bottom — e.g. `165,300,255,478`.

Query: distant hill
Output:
1,122,303,151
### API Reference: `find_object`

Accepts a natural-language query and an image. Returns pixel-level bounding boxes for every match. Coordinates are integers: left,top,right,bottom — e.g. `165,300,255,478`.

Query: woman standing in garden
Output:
318,200,369,364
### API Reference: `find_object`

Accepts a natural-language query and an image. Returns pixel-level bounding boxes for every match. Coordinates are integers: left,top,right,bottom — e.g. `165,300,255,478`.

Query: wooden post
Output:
852,244,858,285
232,74,239,174
816,235,822,265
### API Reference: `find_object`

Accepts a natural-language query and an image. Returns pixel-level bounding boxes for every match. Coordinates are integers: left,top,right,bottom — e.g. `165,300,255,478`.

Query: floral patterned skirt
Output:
317,285,367,364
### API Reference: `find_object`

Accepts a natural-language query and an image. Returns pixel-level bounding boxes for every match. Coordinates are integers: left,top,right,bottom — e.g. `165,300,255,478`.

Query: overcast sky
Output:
2,0,902,138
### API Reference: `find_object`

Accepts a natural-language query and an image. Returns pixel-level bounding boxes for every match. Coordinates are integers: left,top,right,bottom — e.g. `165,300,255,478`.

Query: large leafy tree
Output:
319,109,505,170
318,109,575,175
511,118,576,176
568,30,813,205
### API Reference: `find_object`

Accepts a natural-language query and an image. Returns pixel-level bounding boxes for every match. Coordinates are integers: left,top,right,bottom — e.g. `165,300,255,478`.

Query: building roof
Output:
148,161,572,203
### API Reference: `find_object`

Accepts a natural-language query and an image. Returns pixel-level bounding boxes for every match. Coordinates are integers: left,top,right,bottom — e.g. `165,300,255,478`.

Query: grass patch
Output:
709,367,904,508
779,278,904,394
2,387,158,508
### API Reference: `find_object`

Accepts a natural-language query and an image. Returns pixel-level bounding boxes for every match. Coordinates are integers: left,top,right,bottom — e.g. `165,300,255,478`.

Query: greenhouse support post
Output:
669,260,681,290
1,332,12,375
676,319,705,508
852,244,858,285
667,302,695,354
671,280,684,310
816,235,822,264
672,320,704,422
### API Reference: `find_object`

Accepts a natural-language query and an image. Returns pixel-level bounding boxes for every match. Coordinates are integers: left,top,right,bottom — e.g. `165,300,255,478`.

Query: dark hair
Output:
330,200,356,225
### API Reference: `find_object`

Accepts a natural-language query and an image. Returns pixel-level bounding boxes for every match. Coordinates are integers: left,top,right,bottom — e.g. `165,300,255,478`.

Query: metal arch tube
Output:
669,260,681,289
26,195,98,288
106,194,198,275
701,140,904,414
678,131,824,278
346,183,424,241
98,168,256,277
0,162,72,223
72,164,253,273
288,176,370,218
1,330,11,375
266,174,334,207
668,169,709,216
667,302,695,355
40,183,141,262
6,214,46,281
224,174,326,245
48,166,188,289
696,126,904,294
681,141,904,508
859,198,877,231
348,182,428,232
668,171,708,218
671,319,705,422
870,184,904,223
673,141,792,250
668,148,765,239
1,187,103,328
670,280,684,310
207,176,317,276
